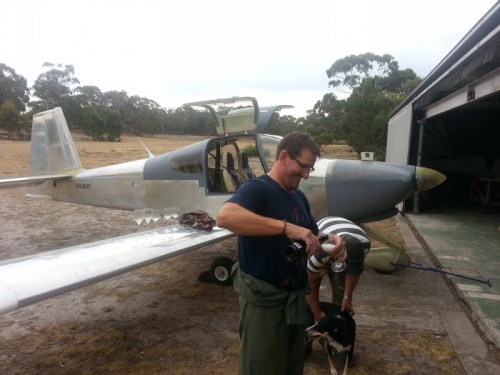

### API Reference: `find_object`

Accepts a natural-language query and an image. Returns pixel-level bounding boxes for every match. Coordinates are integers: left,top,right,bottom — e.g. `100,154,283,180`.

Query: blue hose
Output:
391,262,491,287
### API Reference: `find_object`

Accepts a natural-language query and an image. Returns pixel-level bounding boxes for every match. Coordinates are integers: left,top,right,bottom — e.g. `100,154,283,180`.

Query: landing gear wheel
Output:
210,257,234,286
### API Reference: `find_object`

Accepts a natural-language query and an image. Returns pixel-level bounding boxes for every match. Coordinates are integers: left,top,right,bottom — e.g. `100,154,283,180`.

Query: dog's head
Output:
306,311,355,354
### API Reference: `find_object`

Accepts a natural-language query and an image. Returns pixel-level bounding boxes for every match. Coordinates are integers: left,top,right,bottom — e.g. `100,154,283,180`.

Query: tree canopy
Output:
0,56,421,160
0,63,30,112
0,62,222,140
302,52,422,159
326,53,398,93
31,63,80,111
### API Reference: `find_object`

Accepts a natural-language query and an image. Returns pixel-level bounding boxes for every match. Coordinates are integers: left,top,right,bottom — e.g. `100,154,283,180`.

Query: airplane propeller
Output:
416,166,447,191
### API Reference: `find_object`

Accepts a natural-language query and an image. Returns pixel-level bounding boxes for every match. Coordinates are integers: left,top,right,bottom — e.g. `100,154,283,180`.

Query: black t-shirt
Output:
227,175,318,289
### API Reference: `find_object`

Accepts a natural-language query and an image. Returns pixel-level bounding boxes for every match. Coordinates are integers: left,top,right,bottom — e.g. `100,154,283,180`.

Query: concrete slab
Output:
441,310,500,375
356,306,448,333
407,209,500,349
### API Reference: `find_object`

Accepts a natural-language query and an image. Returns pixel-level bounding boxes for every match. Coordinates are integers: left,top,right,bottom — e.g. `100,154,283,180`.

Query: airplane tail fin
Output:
29,107,82,176
26,108,82,197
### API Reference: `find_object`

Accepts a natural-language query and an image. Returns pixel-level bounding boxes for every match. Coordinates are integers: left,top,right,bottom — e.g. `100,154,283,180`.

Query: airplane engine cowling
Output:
323,160,417,222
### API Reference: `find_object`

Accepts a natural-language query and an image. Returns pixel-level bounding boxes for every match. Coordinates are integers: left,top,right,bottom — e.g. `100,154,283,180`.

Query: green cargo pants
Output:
238,295,306,375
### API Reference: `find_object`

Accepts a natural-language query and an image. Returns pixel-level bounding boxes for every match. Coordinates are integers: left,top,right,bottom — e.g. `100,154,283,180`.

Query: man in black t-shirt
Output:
217,132,347,375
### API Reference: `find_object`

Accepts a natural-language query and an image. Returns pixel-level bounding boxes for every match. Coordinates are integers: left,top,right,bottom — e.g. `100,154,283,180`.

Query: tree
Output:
326,53,397,93
74,85,104,106
376,68,421,96
103,90,130,132
82,106,121,141
309,93,346,141
122,96,166,135
64,86,105,129
341,77,407,159
266,114,298,136
31,63,80,110
0,100,21,138
0,63,30,112
101,107,122,141
324,53,422,160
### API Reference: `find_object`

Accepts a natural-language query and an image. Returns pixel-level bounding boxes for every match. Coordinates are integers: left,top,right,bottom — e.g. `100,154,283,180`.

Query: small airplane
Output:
0,96,446,316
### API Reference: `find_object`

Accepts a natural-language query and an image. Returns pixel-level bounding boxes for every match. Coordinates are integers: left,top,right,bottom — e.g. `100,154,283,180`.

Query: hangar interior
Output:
388,3,500,214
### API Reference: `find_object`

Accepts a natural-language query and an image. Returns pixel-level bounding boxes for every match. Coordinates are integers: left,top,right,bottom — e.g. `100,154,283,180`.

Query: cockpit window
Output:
205,136,268,193
170,150,203,174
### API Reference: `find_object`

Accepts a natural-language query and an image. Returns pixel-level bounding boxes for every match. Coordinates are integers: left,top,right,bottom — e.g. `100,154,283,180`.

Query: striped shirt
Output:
308,216,371,274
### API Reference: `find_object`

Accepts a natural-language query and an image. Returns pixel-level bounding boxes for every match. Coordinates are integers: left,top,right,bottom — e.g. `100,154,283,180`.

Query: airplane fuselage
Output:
8,101,444,224
31,150,420,224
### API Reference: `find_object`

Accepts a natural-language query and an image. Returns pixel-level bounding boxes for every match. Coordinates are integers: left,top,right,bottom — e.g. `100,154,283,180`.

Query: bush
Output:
243,145,258,156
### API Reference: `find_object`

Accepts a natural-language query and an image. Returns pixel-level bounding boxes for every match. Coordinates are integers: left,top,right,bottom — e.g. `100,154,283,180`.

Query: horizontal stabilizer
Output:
0,225,235,316
0,174,71,190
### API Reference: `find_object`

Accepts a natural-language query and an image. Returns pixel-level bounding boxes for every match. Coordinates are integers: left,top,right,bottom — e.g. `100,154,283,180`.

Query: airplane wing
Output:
0,175,71,189
0,225,235,316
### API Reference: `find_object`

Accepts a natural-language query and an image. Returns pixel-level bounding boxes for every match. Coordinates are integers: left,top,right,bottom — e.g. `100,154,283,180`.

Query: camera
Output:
284,234,329,262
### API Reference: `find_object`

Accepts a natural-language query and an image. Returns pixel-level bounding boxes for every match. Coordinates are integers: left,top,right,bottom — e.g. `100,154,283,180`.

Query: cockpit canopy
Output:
184,96,293,137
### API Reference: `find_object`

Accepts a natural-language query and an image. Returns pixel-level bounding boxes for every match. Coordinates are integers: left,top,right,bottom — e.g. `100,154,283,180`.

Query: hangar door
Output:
386,103,414,212
386,103,413,165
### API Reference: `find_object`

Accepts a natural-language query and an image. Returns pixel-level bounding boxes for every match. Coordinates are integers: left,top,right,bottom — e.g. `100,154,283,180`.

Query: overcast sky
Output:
2,0,497,118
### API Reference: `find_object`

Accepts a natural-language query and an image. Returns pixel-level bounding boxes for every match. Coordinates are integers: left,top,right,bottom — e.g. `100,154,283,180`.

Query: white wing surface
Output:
0,226,235,315
0,175,71,189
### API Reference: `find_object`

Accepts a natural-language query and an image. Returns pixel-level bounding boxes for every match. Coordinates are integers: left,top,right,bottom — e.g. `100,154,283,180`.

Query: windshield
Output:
257,134,282,173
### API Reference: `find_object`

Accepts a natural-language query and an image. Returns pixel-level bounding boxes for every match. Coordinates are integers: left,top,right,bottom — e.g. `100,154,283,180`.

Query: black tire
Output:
210,257,234,286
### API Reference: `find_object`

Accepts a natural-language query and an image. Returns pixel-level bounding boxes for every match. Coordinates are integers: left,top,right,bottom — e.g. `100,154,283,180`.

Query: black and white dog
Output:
306,302,356,375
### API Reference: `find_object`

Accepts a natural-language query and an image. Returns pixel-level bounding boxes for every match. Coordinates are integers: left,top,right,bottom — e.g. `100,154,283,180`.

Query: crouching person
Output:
307,216,371,321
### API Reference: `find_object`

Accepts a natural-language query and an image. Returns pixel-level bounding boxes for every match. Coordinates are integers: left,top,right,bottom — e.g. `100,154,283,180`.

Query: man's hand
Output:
341,298,355,315
323,234,347,261
313,309,326,321
284,222,322,257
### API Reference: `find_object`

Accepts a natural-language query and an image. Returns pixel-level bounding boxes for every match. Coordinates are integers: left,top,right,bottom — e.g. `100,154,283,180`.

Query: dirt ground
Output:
0,134,465,374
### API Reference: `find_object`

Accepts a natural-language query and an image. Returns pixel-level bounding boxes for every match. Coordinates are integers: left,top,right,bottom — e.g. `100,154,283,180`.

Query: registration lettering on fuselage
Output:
75,183,91,189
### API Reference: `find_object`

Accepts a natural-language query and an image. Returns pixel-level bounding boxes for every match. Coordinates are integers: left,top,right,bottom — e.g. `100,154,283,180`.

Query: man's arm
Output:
217,202,285,236
341,273,361,315
217,202,323,256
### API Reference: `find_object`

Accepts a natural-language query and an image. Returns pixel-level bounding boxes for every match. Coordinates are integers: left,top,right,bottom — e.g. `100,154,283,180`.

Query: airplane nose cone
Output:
416,167,447,191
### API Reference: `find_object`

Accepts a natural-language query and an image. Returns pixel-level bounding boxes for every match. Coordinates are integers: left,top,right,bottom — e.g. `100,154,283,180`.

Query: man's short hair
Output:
276,132,321,160
342,235,365,275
